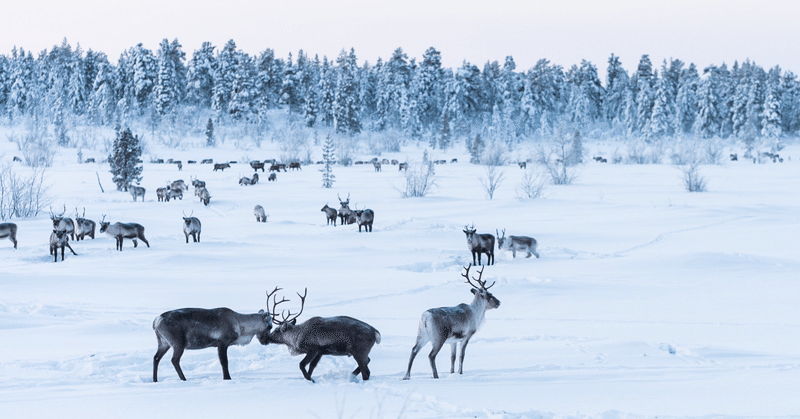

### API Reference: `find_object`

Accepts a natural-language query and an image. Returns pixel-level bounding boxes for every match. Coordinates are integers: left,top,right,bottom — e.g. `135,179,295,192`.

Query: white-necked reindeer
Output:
463,224,495,265
403,264,500,380
496,229,540,259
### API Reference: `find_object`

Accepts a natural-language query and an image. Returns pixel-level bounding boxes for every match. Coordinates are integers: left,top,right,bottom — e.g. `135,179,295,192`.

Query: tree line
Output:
0,38,795,149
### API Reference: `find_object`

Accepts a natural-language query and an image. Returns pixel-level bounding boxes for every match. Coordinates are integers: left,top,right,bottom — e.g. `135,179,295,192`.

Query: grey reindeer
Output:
50,205,76,241
321,204,337,226
266,288,381,383
129,185,146,202
254,205,268,222
403,264,500,380
99,215,150,251
152,288,278,382
74,207,96,240
338,193,356,225
463,224,495,265
496,229,539,259
182,212,201,243
0,223,18,248
50,228,77,262
353,205,374,232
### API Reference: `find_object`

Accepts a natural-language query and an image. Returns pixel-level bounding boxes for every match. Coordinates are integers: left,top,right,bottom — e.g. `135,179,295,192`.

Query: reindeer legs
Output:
217,345,231,380
153,337,170,382
299,351,319,382
458,338,472,374
450,342,458,373
427,339,446,379
170,346,187,381
403,334,428,380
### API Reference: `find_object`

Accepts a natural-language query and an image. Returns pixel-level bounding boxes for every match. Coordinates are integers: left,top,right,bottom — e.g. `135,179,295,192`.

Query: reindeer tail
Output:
374,329,381,345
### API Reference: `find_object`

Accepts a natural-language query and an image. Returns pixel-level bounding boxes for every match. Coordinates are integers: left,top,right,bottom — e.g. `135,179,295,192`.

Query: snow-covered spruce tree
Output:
320,135,336,188
469,133,485,164
108,127,143,191
205,118,214,146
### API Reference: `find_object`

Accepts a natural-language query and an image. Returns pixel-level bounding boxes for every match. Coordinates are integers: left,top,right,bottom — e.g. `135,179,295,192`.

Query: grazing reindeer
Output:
338,193,356,225
250,161,265,172
50,229,77,262
267,289,381,382
129,185,146,202
99,215,150,251
182,212,202,243
270,163,287,172
0,223,18,248
239,175,252,186
156,187,168,202
50,205,76,241
74,208,96,240
268,173,277,181
167,187,183,201
152,288,277,382
254,205,268,222
353,206,374,232
197,187,211,206
169,180,189,192
373,162,381,172
403,264,500,380
213,162,231,171
496,229,539,259
251,173,259,184
191,176,206,189
321,204,337,226
463,225,495,265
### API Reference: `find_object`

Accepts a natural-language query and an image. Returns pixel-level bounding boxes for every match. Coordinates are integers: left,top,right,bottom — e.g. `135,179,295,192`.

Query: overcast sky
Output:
2,0,798,76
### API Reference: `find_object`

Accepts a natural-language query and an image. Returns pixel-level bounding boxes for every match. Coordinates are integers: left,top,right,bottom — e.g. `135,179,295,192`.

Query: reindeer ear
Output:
470,288,478,295
290,318,297,325
280,323,289,332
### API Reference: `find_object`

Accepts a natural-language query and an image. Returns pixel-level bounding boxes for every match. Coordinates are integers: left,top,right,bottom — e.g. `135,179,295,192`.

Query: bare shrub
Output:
704,138,724,165
481,142,507,166
399,154,436,198
517,167,548,200
677,159,708,192
536,134,580,185
9,128,56,168
479,166,505,200
0,164,51,220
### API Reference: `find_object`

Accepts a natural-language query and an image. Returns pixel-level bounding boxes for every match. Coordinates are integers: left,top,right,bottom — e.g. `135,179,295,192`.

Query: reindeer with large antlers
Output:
50,205,75,241
74,208,96,241
337,193,357,225
266,288,381,382
403,264,501,380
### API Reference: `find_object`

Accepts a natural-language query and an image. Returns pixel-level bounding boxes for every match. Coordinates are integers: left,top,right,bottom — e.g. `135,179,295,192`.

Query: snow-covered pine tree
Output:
205,118,214,146
317,57,336,127
108,127,143,191
647,74,674,139
675,63,699,135
333,48,360,135
255,48,283,121
320,134,336,188
212,40,237,119
761,66,782,141
186,42,216,108
154,38,177,116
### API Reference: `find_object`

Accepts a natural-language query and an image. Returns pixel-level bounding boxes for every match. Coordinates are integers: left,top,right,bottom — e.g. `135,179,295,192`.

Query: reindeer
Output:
50,205,75,241
250,161,265,172
398,162,408,171
403,264,500,380
74,208,96,240
152,288,277,382
391,159,399,165
0,223,18,248
496,229,539,259
373,162,382,172
129,185,146,202
289,162,302,171
518,162,527,169
239,175,253,186
268,173,277,181
250,173,259,184
338,193,356,225
463,224,495,265
182,212,202,243
167,187,183,201
213,163,231,171
169,180,189,192
353,206,374,232
201,158,213,164
321,204,337,226
269,163,287,172
266,289,381,382
156,187,168,202
730,153,738,161
50,229,77,262
99,215,150,251
254,205,268,223
450,158,458,163
197,187,211,206
191,176,206,189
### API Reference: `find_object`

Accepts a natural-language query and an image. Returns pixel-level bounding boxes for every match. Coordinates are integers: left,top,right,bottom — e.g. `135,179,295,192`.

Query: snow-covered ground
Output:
1,139,799,418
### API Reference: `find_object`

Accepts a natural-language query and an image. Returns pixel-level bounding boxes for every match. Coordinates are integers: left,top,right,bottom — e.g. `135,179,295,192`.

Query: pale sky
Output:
2,0,798,76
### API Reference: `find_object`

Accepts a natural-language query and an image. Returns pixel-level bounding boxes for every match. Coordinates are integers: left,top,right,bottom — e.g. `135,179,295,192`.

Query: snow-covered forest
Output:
0,38,794,156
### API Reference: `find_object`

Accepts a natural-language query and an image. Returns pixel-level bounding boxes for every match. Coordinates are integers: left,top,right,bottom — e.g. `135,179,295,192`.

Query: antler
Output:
461,264,495,290
267,286,289,322
82,207,86,218
101,214,107,223
275,288,307,325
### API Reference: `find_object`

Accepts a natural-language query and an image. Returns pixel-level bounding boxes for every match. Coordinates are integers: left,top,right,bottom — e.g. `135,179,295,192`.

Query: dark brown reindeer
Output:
403,264,500,380
266,289,381,383
0,223,18,248
99,215,150,251
496,229,539,259
321,204,337,226
152,288,278,382
74,208,96,240
463,224,495,265
50,205,75,241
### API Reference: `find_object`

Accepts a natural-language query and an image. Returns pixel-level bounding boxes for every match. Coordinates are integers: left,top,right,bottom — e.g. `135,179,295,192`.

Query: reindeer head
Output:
99,214,109,232
50,205,66,227
182,211,194,226
462,264,500,309
268,288,308,335
338,193,350,209
496,229,506,249
463,224,477,242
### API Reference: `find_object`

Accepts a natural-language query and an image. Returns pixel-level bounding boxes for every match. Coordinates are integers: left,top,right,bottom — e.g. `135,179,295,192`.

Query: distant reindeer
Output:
129,185,146,202
496,229,539,259
268,173,277,181
191,176,206,189
391,159,399,165
99,215,150,251
152,288,277,382
50,229,77,262
337,193,357,225
250,173,259,184
182,212,202,243
269,163,287,172
74,208,96,240
167,187,183,201
156,187,168,202
250,161,265,172
373,162,381,172
403,264,500,380
213,163,231,171
254,205,268,223
463,224,494,265
176,161,182,171
353,206,374,232
450,158,458,163
266,289,381,382
12,156,22,162
518,162,527,169
197,187,211,206
321,204,337,226
239,175,253,186
398,162,408,171
289,162,302,171
0,223,18,248
169,180,189,192
730,153,738,161
50,205,75,241
201,158,213,164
